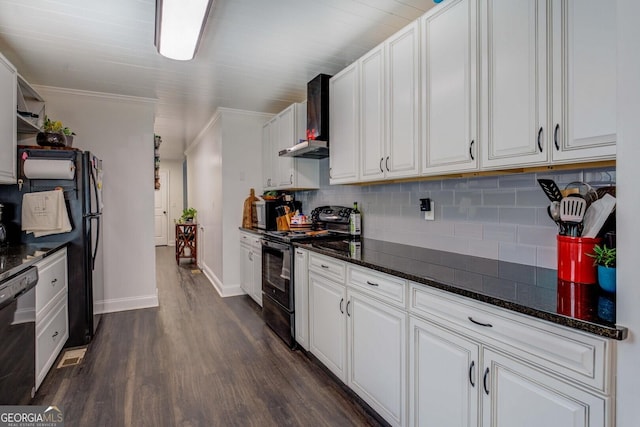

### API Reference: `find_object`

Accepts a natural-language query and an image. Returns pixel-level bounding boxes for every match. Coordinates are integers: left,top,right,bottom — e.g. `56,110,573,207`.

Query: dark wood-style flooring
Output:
33,246,382,427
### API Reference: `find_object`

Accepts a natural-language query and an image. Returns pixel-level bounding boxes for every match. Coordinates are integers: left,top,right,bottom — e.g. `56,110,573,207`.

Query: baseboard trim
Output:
201,263,246,298
97,294,159,314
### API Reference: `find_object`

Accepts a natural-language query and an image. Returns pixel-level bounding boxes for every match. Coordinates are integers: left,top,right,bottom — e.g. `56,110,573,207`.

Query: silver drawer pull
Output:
468,316,493,328
366,281,379,287
320,264,329,269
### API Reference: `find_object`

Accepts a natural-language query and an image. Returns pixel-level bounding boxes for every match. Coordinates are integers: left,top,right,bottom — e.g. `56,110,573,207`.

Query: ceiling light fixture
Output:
155,0,214,61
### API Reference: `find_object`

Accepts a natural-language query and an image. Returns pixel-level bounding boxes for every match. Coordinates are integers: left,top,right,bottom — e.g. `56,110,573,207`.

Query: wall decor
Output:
154,134,162,189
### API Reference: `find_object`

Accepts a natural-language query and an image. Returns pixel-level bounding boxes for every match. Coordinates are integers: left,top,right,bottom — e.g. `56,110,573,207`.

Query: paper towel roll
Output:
23,159,76,180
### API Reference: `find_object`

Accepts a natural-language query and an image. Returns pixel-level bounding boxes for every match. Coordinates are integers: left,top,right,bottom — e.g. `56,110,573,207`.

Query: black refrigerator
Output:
0,147,104,347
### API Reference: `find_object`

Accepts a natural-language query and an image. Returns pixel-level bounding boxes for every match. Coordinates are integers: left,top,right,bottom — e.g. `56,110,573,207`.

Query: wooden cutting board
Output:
242,188,258,228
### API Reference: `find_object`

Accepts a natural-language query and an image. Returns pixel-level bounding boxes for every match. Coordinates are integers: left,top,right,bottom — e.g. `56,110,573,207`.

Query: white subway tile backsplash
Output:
294,167,613,268
483,224,517,242
498,243,537,265
499,207,536,225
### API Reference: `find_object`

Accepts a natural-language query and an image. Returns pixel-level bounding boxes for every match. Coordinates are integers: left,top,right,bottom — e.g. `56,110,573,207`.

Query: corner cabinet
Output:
35,248,69,391
262,102,319,191
421,0,479,175
0,52,17,184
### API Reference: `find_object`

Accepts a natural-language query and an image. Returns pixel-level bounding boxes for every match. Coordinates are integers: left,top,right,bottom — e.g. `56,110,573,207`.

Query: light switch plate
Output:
424,201,435,221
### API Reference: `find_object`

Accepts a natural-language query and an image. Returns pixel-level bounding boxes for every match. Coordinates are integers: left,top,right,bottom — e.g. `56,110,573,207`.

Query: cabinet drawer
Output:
348,265,407,308
36,294,68,390
36,248,68,315
309,252,346,283
409,283,612,393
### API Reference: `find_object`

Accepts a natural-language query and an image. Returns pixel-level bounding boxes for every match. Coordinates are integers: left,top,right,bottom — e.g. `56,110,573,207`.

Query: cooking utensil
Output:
546,201,565,235
560,195,587,237
564,181,598,205
537,179,563,202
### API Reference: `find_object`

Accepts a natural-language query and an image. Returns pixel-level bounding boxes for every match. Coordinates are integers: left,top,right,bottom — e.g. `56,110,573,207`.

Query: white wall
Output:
186,108,270,296
35,86,159,312
615,1,640,425
160,159,184,245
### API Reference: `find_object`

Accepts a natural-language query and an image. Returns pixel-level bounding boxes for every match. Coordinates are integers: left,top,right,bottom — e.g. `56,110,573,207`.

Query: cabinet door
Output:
329,62,360,184
422,0,479,175
294,248,309,350
551,0,616,162
262,119,276,190
409,316,479,427
385,21,420,179
239,244,252,294
251,249,262,307
348,290,407,426
309,272,347,381
482,349,607,427
480,0,549,169
0,53,17,184
359,44,386,182
276,104,296,187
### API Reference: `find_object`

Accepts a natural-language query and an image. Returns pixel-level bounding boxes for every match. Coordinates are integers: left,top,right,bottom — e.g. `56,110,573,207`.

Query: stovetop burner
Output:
264,229,346,243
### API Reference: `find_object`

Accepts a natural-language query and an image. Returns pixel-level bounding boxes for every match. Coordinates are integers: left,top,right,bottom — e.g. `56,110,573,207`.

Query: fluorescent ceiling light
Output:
155,0,214,61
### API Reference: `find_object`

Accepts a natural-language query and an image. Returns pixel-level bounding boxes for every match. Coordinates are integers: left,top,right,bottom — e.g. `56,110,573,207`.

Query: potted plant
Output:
587,244,616,293
181,207,197,223
37,116,76,147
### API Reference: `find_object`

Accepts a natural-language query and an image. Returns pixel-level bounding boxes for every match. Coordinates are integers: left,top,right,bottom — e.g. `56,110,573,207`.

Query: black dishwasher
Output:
0,266,38,404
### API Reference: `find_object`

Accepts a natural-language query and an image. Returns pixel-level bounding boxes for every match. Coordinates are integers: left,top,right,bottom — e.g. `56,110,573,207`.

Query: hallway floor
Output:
33,246,381,426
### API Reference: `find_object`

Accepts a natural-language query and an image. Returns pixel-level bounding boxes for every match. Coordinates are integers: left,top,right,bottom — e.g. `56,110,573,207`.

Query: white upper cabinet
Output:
262,102,319,191
480,0,549,169
422,0,479,175
359,44,386,182
0,52,17,184
385,21,421,179
550,0,617,162
329,63,360,184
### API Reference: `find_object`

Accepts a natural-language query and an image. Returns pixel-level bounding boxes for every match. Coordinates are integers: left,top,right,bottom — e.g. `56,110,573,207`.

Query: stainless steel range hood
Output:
279,74,331,159
278,140,328,159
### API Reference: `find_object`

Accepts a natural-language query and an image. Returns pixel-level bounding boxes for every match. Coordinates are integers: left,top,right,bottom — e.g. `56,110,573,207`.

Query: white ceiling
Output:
0,0,435,160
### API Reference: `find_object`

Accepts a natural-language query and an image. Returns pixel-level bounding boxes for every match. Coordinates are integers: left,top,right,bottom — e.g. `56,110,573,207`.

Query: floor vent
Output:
191,269,201,274
56,347,87,368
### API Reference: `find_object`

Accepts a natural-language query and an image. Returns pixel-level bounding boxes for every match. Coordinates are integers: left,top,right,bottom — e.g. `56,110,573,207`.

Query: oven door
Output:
261,238,292,310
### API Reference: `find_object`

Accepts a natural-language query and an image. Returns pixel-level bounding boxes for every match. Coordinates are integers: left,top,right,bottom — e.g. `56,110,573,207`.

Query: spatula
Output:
560,196,587,237
537,179,563,202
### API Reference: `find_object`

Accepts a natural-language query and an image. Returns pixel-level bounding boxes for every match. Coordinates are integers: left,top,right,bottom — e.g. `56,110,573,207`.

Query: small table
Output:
175,223,197,265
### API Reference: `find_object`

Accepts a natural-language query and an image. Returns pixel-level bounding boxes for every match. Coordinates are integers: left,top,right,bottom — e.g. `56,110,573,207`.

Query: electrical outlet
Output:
424,201,435,221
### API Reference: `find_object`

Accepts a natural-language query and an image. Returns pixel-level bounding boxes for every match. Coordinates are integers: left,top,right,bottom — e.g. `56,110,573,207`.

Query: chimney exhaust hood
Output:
279,74,331,159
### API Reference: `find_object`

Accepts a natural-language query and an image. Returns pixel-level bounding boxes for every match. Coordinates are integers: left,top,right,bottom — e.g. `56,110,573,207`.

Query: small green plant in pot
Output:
181,207,197,223
587,244,616,293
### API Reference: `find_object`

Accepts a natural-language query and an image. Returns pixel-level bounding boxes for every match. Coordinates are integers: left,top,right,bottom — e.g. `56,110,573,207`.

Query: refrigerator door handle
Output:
90,215,101,270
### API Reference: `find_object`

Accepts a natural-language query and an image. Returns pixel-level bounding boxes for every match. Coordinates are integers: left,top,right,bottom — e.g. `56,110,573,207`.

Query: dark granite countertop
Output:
238,227,265,236
295,238,627,341
0,242,70,283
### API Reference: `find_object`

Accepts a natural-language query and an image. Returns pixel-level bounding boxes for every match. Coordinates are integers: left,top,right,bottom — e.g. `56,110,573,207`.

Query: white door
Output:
409,316,479,427
482,349,606,427
385,21,420,179
309,272,347,381
480,0,549,169
154,170,168,246
551,0,617,162
329,63,360,184
422,0,479,175
348,291,407,427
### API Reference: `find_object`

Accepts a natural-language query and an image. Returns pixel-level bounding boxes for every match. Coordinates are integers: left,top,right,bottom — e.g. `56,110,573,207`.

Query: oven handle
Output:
261,238,291,252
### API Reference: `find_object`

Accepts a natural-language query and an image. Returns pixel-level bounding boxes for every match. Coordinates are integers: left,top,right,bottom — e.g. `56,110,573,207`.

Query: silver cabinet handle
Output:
366,281,379,287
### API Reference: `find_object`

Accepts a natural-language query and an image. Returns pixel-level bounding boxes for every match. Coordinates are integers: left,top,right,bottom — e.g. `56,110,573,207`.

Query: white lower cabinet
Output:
239,232,262,307
35,247,68,390
409,316,479,427
347,290,407,427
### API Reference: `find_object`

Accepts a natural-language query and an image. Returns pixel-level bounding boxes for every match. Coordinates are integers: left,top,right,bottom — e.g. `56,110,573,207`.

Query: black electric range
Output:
260,206,355,348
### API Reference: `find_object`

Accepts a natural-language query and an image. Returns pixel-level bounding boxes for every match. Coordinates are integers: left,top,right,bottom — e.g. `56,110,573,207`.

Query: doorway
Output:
154,170,169,246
